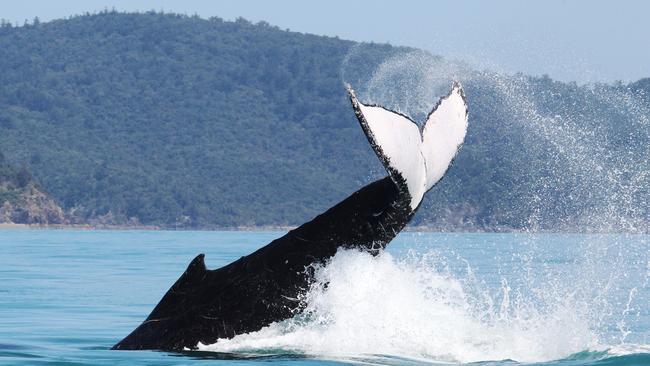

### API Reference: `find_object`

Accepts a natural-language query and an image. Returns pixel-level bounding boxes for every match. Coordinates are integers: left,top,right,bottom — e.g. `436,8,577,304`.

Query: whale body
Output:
112,83,468,351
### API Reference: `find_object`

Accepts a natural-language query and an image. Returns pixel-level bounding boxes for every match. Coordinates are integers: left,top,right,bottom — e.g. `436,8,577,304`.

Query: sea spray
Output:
341,49,650,232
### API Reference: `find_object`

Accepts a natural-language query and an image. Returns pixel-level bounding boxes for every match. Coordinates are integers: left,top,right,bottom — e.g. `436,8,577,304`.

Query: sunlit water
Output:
0,230,648,365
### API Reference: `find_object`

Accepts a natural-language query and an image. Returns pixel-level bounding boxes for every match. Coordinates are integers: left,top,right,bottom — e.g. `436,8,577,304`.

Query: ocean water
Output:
0,230,648,365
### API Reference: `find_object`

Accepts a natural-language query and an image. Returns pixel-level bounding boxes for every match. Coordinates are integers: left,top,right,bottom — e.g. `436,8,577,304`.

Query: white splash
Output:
199,249,598,363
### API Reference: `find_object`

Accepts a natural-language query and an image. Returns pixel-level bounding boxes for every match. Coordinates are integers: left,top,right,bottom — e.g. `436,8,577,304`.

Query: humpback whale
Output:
113,83,468,351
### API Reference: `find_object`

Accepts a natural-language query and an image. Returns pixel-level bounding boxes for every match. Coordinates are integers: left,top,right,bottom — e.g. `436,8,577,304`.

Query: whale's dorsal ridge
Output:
179,253,208,283
347,82,468,210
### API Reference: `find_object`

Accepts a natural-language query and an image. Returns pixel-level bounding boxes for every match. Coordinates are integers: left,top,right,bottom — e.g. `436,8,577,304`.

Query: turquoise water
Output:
0,230,648,365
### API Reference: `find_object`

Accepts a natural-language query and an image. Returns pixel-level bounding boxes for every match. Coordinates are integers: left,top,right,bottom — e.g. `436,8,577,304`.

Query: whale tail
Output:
347,82,468,210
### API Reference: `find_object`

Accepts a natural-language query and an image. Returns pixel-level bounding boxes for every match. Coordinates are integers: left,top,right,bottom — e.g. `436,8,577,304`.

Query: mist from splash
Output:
485,74,650,232
342,47,649,233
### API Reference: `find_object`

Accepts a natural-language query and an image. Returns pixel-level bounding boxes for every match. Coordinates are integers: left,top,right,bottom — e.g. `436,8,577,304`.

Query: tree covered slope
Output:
0,12,648,231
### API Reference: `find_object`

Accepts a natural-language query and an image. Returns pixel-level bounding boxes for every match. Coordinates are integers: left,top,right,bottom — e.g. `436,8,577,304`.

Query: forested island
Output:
0,11,648,231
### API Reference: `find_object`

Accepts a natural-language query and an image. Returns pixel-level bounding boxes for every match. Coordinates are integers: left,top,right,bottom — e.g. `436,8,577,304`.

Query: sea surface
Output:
0,230,648,365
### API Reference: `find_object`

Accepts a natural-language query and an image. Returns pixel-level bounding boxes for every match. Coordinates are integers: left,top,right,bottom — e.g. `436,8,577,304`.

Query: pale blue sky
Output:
2,0,649,83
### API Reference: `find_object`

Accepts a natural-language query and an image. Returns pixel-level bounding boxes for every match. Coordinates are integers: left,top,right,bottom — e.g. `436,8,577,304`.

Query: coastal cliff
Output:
0,152,66,225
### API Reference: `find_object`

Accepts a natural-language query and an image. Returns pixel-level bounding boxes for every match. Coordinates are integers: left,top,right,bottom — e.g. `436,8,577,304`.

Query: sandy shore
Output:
0,223,157,231
0,223,30,229
0,223,294,231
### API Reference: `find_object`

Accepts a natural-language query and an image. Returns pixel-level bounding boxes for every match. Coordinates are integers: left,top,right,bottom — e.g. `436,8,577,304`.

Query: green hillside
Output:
0,12,648,231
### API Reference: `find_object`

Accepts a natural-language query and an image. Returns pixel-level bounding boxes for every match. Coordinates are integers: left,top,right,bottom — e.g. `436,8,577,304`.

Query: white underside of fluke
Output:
348,83,468,210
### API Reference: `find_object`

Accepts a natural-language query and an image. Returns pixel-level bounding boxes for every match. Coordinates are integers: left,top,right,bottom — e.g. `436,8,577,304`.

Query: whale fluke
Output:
347,83,468,209
113,83,468,351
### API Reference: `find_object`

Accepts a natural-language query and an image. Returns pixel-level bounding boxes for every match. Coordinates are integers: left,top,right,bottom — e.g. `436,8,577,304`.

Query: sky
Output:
2,0,649,84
